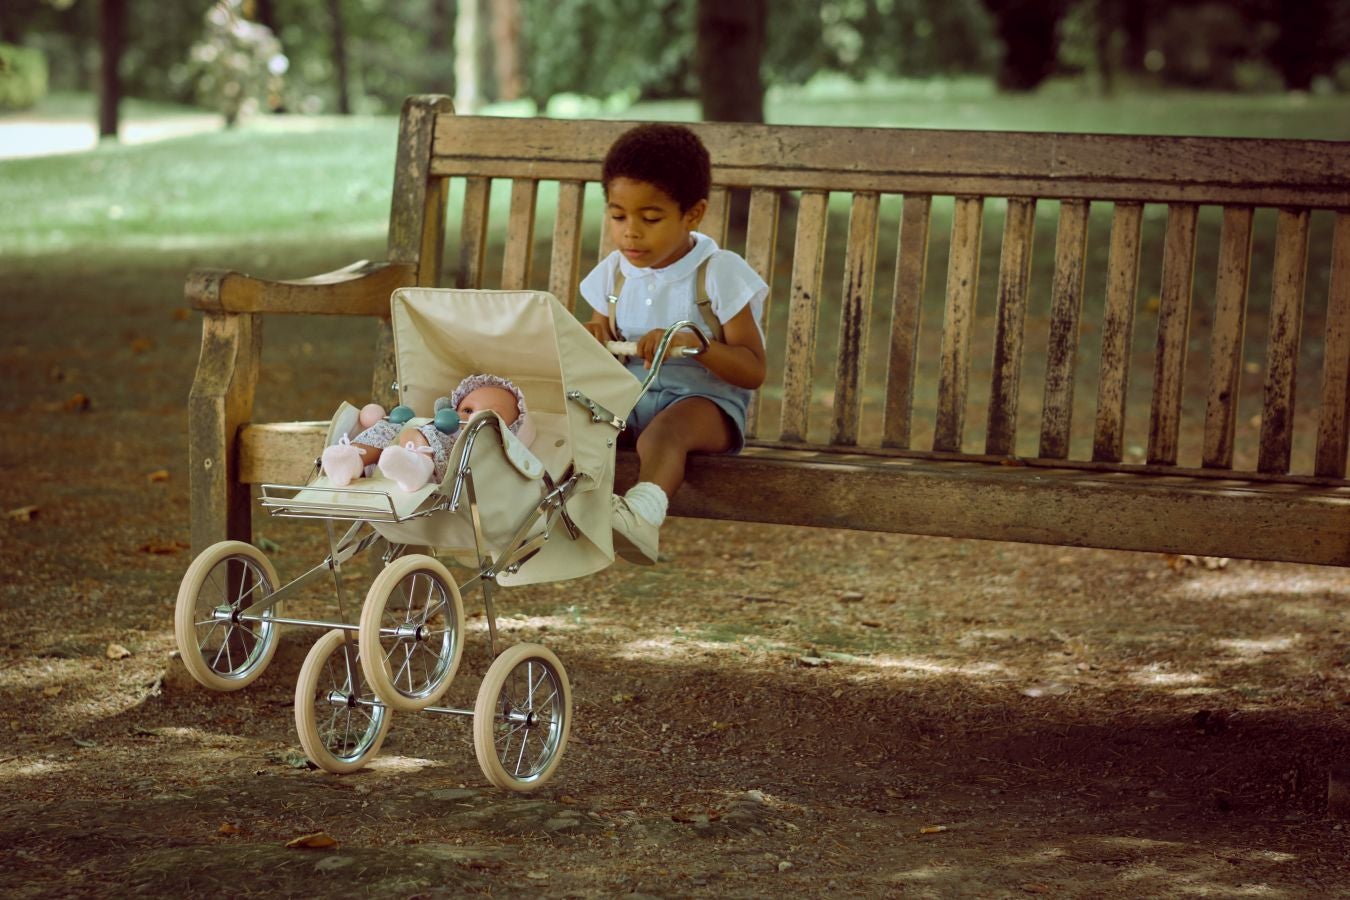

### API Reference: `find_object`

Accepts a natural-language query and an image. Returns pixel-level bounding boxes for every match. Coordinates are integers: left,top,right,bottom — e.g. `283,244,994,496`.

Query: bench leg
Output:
189,311,260,555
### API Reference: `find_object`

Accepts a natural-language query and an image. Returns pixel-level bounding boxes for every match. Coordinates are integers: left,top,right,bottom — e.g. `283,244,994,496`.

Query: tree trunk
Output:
253,0,278,32
454,0,482,113
1120,0,1148,73
1271,0,1329,92
695,0,766,124
98,0,125,140
491,0,524,102
982,0,1067,92
328,0,351,114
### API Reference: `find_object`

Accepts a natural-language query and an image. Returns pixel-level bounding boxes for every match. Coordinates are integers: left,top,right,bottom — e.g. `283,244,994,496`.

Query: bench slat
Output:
1315,213,1350,478
703,187,730,246
548,180,586,313
986,198,1037,456
432,117,1350,207
457,176,492,288
832,192,881,446
1147,203,1198,465
1039,200,1091,459
1093,202,1144,462
743,188,781,439
1202,206,1255,469
616,448,1350,567
934,197,984,452
882,195,932,449
500,178,538,290
779,191,830,442
1259,208,1312,474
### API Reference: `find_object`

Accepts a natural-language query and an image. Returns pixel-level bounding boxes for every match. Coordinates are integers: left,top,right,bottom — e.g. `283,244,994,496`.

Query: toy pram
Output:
173,287,705,790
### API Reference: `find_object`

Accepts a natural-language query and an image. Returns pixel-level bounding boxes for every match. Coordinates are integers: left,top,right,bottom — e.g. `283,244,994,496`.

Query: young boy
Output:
579,123,768,564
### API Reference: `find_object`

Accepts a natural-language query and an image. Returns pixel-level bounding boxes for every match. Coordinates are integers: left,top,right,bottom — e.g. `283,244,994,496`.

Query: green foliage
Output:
0,42,49,110
188,1,286,126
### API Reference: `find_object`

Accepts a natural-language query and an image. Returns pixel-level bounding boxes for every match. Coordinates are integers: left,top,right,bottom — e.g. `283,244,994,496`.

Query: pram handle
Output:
606,340,698,359
605,321,709,362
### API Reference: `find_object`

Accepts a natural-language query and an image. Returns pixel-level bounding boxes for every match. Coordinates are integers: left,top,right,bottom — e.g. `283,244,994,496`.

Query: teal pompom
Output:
434,408,460,434
388,405,414,424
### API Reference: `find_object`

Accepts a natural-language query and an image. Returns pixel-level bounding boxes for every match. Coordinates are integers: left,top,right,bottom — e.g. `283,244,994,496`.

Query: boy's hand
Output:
583,320,616,343
635,328,700,368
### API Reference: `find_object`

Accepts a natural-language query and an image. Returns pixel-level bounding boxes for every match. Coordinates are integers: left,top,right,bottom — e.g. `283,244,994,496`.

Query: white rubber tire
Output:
358,554,464,712
174,540,280,691
473,643,572,792
294,629,392,774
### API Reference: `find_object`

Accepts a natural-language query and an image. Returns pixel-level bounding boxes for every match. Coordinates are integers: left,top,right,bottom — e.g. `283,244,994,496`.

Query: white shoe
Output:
378,442,435,492
611,494,659,565
321,436,364,486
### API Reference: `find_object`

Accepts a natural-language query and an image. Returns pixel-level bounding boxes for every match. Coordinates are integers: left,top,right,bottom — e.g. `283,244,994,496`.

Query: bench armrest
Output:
186,259,417,316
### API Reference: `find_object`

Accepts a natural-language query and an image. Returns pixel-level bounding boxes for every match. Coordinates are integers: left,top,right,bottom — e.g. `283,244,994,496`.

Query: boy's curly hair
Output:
601,123,711,213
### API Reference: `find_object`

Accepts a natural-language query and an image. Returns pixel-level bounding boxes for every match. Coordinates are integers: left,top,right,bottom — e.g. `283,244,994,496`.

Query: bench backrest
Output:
389,96,1350,484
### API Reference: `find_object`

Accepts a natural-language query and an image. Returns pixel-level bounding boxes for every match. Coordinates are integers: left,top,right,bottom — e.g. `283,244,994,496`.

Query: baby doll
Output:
322,373,530,492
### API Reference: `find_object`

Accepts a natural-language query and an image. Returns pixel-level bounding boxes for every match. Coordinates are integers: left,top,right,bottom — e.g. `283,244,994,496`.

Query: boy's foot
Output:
321,438,364,486
379,442,435,492
611,494,659,564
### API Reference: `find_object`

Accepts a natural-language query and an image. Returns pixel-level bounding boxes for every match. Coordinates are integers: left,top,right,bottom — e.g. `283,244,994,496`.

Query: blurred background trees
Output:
1,0,1347,130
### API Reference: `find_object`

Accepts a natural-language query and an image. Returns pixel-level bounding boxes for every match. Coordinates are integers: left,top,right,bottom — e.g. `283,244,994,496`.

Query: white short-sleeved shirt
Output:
579,231,768,342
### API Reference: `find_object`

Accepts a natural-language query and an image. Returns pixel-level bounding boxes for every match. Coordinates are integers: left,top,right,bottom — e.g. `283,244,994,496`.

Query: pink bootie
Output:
378,441,436,492
321,435,364,487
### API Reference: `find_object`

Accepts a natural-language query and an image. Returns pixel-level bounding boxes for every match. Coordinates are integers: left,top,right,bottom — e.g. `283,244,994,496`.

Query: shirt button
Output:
645,297,653,306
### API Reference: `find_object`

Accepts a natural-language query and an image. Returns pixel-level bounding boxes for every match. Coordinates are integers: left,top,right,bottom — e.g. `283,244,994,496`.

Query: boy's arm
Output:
584,309,616,342
635,304,766,390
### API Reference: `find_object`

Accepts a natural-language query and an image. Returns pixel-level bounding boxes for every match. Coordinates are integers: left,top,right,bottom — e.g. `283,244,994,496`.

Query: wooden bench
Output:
187,94,1350,570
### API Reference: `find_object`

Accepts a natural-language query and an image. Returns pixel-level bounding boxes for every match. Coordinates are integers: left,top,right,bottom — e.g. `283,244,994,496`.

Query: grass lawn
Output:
4,81,1347,465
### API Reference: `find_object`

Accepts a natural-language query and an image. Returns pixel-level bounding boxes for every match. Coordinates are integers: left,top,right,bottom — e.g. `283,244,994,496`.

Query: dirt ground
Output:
1,253,1348,898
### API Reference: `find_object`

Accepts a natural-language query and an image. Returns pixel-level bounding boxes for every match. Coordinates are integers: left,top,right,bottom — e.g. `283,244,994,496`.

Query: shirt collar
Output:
617,231,718,283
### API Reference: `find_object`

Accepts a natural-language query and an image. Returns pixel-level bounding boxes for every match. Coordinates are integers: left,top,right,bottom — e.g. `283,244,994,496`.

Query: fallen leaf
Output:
1022,884,1051,894
106,643,131,660
6,506,38,522
146,469,170,483
1022,682,1072,698
837,590,865,602
62,393,91,412
918,825,948,834
139,539,189,555
129,337,154,354
218,822,240,836
171,308,191,322
42,686,62,698
286,831,338,849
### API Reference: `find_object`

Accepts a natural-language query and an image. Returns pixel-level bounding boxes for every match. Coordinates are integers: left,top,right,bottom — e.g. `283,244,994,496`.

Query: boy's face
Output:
605,177,707,270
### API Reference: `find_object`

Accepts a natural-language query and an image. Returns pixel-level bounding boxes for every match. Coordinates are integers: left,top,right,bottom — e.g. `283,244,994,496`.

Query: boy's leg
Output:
613,398,735,564
635,397,736,496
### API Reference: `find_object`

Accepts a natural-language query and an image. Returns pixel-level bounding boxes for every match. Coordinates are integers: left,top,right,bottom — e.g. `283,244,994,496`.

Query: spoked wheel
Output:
174,540,280,691
358,554,464,712
473,643,572,792
294,629,392,774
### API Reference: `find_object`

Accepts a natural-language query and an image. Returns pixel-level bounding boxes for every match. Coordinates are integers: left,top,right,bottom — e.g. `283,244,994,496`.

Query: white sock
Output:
624,481,668,526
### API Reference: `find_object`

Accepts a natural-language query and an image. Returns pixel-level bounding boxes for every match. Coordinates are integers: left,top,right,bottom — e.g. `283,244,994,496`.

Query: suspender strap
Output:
606,257,724,342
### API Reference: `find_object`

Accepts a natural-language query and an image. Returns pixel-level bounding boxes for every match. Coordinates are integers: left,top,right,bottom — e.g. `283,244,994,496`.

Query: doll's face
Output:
456,385,519,425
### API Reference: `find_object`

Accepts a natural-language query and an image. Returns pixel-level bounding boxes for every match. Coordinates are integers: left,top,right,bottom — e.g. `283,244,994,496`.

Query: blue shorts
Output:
624,358,752,453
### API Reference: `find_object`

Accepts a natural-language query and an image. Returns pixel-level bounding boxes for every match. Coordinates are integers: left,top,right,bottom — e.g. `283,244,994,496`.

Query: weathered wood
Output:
1147,203,1198,466
779,190,829,443
457,176,491,288
189,312,261,555
1038,200,1090,459
882,195,932,449
615,448,1350,567
432,116,1350,207
500,178,538,289
548,180,586,313
742,188,780,438
1093,202,1144,462
832,191,880,446
389,95,454,271
934,197,984,452
985,197,1037,457
1315,213,1350,478
1202,206,1255,469
239,421,328,484
1258,208,1311,474
185,261,416,316
702,186,730,246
